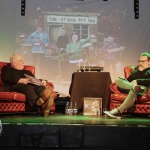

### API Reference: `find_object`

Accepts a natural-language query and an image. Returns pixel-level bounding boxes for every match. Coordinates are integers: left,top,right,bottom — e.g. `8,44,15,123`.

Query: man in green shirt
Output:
104,52,150,119
66,32,96,77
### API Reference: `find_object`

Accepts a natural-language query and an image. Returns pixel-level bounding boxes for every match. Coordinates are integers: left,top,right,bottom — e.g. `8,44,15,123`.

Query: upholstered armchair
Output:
0,62,57,115
110,66,150,114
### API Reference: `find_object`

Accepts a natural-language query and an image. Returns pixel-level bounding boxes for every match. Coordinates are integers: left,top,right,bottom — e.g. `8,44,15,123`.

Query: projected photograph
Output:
1,0,150,95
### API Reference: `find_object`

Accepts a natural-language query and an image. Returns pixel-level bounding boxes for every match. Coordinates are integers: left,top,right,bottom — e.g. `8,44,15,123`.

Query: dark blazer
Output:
56,35,69,50
1,66,34,91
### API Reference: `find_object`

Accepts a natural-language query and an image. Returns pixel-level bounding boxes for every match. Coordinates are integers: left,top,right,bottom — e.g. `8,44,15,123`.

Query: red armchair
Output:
110,66,150,114
0,62,57,115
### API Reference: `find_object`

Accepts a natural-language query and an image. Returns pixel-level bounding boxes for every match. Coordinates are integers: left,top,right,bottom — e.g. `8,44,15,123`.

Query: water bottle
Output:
69,102,73,115
96,109,100,116
65,101,69,115
73,102,78,115
96,101,101,116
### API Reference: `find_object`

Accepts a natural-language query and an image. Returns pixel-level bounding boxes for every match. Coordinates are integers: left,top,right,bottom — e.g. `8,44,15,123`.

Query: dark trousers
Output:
14,84,46,107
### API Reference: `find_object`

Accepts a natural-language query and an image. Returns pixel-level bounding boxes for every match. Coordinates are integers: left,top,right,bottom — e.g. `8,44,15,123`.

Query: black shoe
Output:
133,85,144,93
104,108,121,119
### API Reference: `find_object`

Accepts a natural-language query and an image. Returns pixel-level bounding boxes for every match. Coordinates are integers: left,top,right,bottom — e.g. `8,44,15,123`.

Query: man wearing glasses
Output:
104,52,150,119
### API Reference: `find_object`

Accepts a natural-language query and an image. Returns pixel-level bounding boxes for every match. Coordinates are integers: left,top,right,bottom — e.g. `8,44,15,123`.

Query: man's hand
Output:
70,50,75,53
41,80,47,87
18,78,29,84
131,80,137,85
91,34,97,38
38,40,43,45
45,43,49,48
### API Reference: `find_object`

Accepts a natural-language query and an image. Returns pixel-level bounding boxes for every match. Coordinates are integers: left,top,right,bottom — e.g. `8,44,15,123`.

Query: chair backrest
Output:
124,66,137,78
0,61,35,87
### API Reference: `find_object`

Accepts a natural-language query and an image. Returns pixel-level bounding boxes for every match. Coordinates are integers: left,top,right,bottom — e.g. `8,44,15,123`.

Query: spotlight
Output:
134,0,139,19
21,0,26,16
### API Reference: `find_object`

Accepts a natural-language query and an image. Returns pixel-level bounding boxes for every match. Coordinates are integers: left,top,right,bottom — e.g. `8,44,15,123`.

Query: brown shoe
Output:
133,85,144,93
40,95,54,117
36,87,53,106
36,98,44,106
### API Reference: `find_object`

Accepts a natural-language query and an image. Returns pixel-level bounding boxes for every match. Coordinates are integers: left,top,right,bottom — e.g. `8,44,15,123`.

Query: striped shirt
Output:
101,42,119,60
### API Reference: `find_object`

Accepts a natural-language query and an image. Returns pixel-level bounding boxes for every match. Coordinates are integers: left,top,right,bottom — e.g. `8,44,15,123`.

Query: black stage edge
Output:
1,114,150,149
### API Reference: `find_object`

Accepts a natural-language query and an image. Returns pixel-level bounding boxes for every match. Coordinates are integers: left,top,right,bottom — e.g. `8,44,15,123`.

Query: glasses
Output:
137,60,148,63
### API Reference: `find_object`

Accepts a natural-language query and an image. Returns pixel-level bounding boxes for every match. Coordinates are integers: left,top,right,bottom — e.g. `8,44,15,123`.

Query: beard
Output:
138,65,144,71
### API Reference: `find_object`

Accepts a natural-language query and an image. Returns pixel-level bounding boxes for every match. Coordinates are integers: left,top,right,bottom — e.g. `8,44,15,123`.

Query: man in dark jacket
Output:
104,52,150,119
57,28,69,52
1,54,54,116
56,28,69,80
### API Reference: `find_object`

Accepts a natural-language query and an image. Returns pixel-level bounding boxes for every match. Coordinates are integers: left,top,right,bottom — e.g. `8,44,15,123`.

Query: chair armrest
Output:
110,82,121,94
139,94,149,102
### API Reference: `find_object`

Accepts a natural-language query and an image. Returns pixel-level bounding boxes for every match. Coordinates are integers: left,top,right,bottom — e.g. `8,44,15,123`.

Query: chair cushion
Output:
110,103,150,114
0,92,26,102
111,93,127,102
111,93,150,104
0,91,57,103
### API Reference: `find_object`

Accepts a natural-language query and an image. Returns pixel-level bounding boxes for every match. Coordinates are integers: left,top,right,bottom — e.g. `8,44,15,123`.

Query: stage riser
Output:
1,124,150,149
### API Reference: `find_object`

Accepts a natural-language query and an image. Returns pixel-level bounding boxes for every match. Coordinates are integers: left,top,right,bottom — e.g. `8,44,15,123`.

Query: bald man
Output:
1,54,54,116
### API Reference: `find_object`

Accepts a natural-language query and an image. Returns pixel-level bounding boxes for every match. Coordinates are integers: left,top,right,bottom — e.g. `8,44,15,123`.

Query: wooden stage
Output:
1,112,150,149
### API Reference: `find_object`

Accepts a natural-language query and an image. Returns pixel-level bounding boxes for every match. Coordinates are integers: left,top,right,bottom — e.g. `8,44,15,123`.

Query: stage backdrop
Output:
0,0,150,95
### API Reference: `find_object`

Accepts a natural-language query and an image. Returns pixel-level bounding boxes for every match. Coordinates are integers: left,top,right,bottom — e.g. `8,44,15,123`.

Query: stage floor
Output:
1,113,150,149
1,112,150,126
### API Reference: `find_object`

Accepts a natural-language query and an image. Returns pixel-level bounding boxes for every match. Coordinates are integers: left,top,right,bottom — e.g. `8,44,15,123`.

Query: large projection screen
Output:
0,0,150,95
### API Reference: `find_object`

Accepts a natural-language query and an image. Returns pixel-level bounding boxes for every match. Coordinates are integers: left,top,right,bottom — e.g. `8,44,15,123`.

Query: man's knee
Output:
46,85,53,92
15,84,34,93
115,77,123,86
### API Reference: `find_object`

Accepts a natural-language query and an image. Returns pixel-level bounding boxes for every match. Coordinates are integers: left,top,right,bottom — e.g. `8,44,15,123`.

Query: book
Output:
24,74,43,86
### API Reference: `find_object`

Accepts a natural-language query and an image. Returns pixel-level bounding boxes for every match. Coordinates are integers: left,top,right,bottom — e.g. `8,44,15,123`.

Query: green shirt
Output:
66,37,91,60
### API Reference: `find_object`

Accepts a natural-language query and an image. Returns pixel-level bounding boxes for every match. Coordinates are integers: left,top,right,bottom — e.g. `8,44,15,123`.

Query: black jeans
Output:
14,84,46,107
